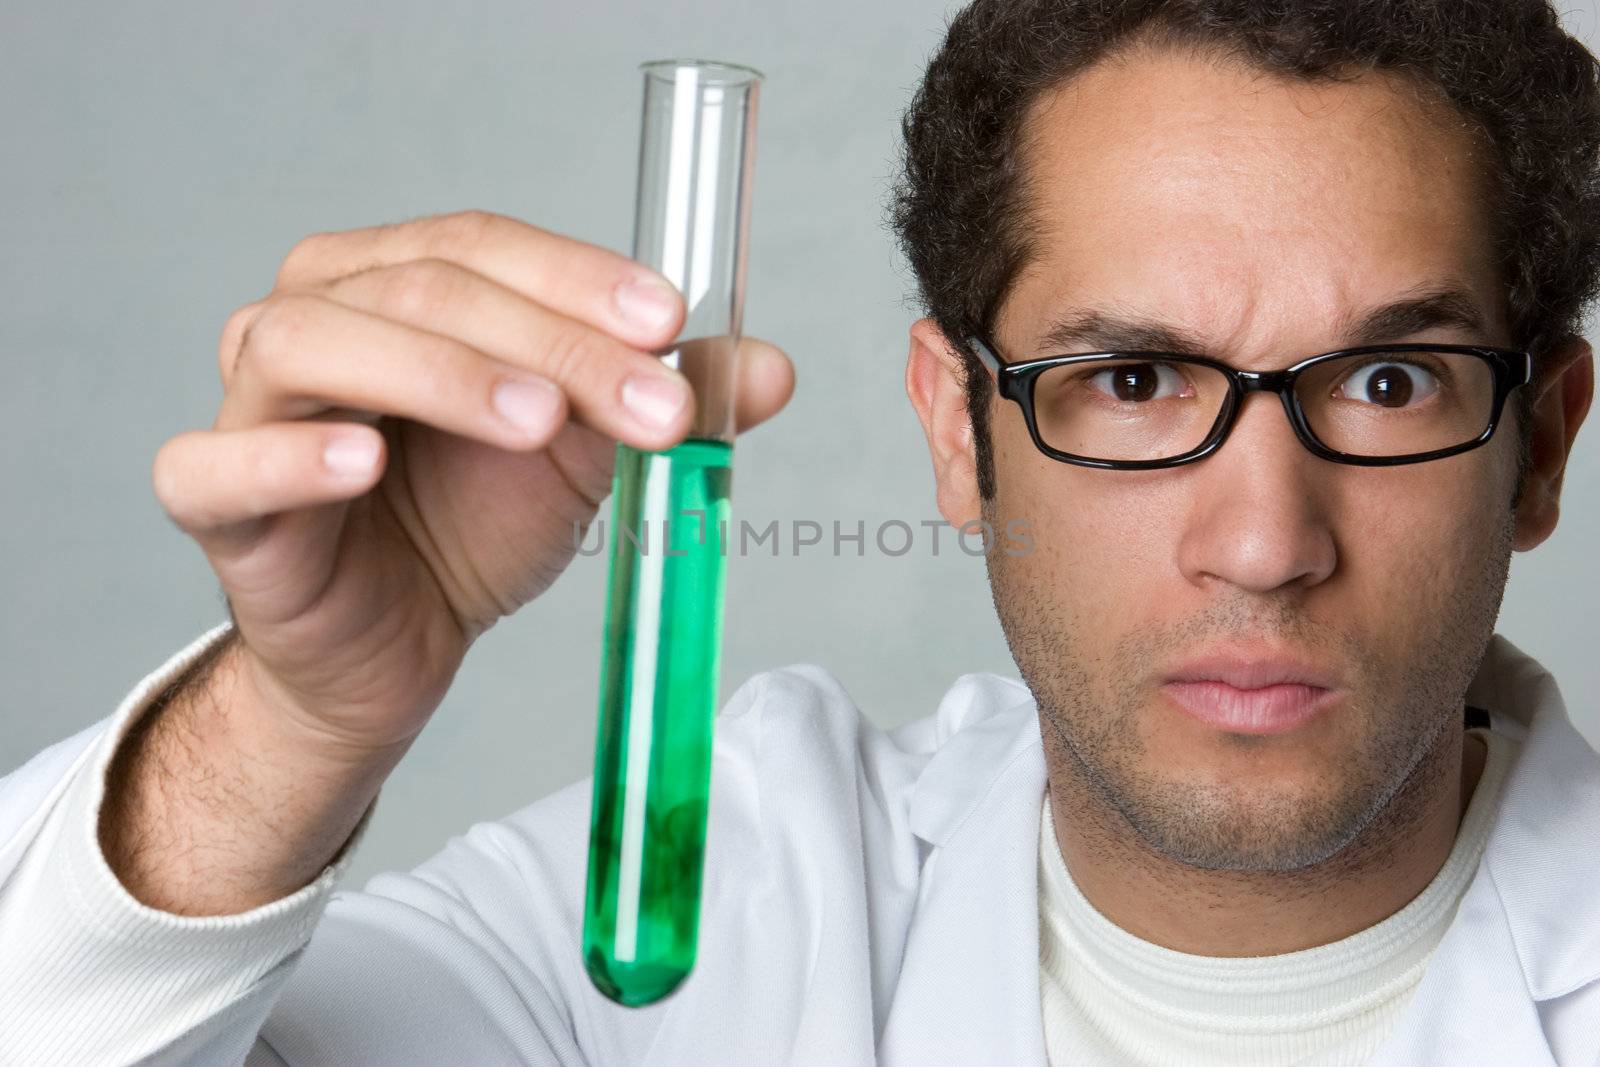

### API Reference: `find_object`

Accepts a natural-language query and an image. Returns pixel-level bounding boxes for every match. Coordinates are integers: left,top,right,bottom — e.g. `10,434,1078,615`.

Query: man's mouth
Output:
1160,645,1342,734
1160,680,1337,735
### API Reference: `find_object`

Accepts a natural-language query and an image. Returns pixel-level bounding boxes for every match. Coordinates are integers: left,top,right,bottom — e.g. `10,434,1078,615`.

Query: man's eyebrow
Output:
1338,287,1487,346
1034,287,1488,357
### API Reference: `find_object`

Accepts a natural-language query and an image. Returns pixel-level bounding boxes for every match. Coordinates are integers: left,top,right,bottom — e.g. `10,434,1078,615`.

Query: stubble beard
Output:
982,497,1515,878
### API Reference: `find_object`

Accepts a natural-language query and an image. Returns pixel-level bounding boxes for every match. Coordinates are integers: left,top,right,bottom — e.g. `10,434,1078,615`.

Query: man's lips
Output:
1160,680,1337,735
1160,646,1342,735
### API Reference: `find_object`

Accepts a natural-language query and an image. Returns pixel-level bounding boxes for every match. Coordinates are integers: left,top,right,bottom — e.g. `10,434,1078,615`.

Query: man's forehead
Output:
1019,42,1479,163
1003,46,1504,354
1016,50,1488,233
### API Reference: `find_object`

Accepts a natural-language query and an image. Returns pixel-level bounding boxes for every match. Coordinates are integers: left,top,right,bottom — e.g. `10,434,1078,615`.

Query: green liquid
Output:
582,437,733,1006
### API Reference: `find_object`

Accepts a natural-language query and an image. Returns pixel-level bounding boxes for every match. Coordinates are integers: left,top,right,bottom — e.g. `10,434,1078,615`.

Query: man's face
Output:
981,48,1522,871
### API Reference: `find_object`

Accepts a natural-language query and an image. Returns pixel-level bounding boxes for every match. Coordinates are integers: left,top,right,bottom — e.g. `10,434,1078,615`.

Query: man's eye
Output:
1333,360,1443,409
1084,362,1193,403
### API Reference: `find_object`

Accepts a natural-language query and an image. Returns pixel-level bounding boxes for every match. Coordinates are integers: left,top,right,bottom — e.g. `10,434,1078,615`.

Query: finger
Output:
271,210,686,352
218,299,267,390
310,260,696,449
732,338,796,434
152,422,384,557
214,292,587,452
224,278,694,447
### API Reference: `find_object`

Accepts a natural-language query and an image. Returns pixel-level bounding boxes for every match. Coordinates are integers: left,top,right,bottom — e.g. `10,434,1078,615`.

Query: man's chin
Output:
1105,763,1383,873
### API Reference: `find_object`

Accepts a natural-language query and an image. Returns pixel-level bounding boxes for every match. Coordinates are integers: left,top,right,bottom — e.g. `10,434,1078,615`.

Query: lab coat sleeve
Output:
0,621,627,1065
0,622,375,1066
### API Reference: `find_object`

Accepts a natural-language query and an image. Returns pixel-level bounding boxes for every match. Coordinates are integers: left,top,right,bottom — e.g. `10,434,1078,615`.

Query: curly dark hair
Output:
890,0,1600,501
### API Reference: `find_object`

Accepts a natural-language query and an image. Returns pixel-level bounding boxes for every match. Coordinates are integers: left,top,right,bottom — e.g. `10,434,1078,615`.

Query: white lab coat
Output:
0,627,1597,1064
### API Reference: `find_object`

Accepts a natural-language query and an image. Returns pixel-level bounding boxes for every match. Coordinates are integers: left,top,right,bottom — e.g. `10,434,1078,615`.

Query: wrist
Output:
97,633,406,915
230,638,419,772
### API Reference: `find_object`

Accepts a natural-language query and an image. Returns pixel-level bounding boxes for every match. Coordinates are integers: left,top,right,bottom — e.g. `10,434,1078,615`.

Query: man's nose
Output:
1174,389,1339,596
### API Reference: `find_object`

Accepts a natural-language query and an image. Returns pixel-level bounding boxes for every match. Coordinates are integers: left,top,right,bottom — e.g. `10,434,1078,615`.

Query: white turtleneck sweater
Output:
1037,726,1516,1066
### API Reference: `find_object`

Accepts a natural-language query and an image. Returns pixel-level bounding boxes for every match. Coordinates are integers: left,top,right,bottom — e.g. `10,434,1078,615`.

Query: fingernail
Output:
622,373,689,430
493,377,563,438
324,433,380,477
615,277,680,331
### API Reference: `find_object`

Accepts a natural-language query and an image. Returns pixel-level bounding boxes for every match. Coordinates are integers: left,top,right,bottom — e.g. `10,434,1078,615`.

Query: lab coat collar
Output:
881,633,1600,1062
1467,633,1600,1002
1368,632,1600,1063
880,676,1046,1063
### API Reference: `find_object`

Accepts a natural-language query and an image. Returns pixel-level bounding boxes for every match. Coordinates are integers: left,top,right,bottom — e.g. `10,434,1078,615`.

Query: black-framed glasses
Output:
968,336,1533,470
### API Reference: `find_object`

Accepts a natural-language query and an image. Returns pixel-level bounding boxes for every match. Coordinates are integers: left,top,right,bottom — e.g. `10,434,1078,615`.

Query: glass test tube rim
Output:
640,57,766,86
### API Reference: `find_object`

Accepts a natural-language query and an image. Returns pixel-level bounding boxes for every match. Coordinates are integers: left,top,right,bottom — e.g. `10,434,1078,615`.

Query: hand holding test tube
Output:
582,59,763,1007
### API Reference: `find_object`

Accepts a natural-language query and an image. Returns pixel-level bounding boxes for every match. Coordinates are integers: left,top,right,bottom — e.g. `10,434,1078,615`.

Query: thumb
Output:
732,337,796,434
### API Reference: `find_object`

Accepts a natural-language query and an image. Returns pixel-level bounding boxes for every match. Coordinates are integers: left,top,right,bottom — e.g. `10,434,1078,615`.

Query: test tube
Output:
581,58,762,1007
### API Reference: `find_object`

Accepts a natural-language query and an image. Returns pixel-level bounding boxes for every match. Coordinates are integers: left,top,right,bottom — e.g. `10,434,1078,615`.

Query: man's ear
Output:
906,317,984,528
1513,337,1594,551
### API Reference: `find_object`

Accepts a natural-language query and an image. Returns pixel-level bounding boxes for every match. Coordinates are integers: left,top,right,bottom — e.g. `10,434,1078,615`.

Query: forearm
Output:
98,627,407,916
0,622,381,1064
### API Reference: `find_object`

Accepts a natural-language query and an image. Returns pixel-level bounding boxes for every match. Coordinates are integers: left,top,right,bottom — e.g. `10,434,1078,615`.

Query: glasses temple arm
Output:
967,336,1003,379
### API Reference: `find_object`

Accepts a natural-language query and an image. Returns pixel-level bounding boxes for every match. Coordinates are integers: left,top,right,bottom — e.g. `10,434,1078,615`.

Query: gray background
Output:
2,1,1596,890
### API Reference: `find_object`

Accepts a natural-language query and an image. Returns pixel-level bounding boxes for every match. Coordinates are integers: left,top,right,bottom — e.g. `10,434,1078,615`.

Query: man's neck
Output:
1043,723,1489,957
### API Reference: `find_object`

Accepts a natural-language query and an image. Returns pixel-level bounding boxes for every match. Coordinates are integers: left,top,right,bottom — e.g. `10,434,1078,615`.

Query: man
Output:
2,0,1596,1062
